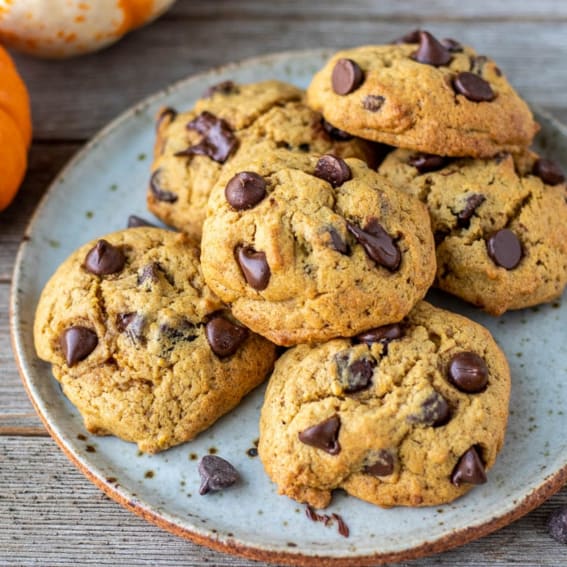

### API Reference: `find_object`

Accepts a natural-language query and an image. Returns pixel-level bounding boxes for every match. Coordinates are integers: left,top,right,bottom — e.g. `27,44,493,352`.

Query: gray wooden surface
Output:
1,1,566,565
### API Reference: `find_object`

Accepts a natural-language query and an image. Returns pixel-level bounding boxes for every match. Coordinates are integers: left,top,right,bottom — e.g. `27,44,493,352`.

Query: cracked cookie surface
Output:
258,301,510,508
34,228,277,453
148,80,373,239
378,149,567,314
201,149,436,345
306,36,538,157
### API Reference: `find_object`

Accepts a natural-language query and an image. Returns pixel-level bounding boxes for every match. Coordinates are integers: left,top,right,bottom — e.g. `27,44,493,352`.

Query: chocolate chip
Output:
235,246,271,290
486,229,522,270
116,313,145,343
314,155,351,188
298,415,341,455
442,38,464,52
453,72,495,102
347,218,401,271
206,315,249,357
159,320,198,344
412,31,452,67
533,158,566,186
198,455,239,495
298,143,310,152
204,80,238,98
137,262,165,285
355,323,403,353
469,55,489,75
328,227,348,255
548,506,567,544
127,215,157,228
335,351,376,393
84,240,125,276
392,29,421,44
364,450,395,476
176,111,238,163
448,351,489,393
408,153,448,174
332,58,364,95
150,169,178,203
456,193,486,228
320,118,353,141
60,326,98,366
362,95,385,112
156,107,177,129
225,172,267,210
451,447,487,486
407,391,451,427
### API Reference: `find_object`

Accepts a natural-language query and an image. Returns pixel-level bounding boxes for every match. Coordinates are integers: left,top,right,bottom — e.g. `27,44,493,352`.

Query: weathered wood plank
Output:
0,143,79,281
10,21,567,141
0,437,565,566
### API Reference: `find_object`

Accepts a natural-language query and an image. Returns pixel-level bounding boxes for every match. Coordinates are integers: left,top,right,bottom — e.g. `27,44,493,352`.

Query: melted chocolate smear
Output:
328,227,349,255
347,218,401,271
305,506,349,538
456,193,486,228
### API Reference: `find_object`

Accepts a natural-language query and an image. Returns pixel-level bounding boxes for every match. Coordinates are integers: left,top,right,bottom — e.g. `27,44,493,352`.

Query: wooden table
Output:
1,2,566,565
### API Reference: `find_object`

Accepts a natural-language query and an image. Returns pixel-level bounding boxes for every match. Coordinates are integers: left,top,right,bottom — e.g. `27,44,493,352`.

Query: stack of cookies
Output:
34,30,567,509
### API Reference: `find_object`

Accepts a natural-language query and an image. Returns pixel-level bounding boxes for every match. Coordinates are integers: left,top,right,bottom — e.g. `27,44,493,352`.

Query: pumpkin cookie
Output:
306,31,538,157
378,148,567,314
201,149,435,345
258,301,510,509
34,228,277,453
148,80,373,239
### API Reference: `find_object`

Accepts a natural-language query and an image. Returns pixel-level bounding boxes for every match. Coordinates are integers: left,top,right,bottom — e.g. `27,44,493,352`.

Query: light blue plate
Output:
10,50,567,566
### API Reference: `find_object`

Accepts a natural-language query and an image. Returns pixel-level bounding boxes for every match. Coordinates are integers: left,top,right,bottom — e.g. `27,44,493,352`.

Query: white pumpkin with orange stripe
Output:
0,0,176,58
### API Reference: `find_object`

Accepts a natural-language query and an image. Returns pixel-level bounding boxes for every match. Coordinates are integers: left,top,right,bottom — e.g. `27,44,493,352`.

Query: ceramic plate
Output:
10,49,567,566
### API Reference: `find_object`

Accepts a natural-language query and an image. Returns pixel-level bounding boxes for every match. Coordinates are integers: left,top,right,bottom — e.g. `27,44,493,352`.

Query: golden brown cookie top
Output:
259,301,510,509
378,149,567,314
201,149,436,345
306,32,538,157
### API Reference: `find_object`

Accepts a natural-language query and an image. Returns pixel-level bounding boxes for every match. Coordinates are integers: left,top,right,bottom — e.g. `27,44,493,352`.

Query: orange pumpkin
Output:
0,44,31,212
0,0,176,58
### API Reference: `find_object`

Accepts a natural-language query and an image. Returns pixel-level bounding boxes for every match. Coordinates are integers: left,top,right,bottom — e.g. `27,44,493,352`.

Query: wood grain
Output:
0,437,565,567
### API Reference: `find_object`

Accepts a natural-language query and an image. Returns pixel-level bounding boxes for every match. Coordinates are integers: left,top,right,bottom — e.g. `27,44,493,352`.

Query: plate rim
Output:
9,48,567,566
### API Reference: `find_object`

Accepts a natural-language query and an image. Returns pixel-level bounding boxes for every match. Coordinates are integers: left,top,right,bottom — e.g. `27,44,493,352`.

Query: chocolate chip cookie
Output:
201,149,436,345
148,80,373,239
306,31,538,157
378,148,567,314
34,228,277,453
258,301,510,508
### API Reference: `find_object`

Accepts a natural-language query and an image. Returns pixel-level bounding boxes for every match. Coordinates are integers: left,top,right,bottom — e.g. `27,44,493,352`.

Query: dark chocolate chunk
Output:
150,169,178,203
486,229,522,270
362,95,385,112
441,38,464,52
235,246,271,290
451,447,487,486
60,326,98,366
408,153,448,174
127,215,157,229
156,107,177,129
456,193,486,228
453,72,495,102
84,240,125,276
198,455,239,495
116,313,145,343
407,391,451,427
137,262,166,286
335,351,376,393
355,323,403,354
332,58,364,95
548,506,567,544
175,111,238,163
328,227,348,255
206,315,249,357
364,450,395,476
392,29,421,44
225,171,267,210
320,118,354,141
448,351,489,393
412,31,452,66
533,158,566,186
159,320,198,343
314,155,352,188
347,218,401,271
204,80,238,98
298,415,341,455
